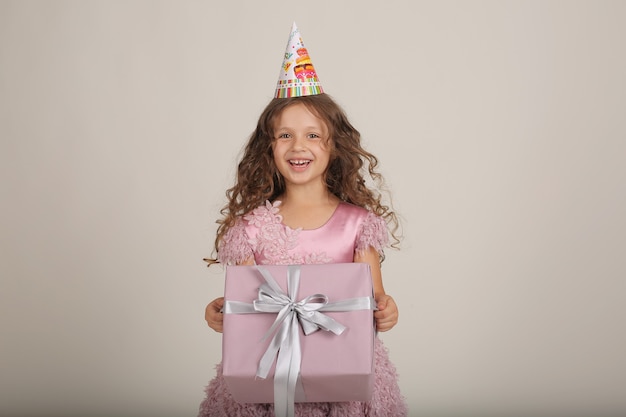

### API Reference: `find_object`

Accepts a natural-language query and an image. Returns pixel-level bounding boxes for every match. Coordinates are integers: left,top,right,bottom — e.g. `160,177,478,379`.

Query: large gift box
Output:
222,263,376,412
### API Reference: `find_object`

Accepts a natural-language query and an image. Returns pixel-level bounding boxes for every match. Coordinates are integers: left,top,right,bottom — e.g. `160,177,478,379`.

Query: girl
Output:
198,93,408,416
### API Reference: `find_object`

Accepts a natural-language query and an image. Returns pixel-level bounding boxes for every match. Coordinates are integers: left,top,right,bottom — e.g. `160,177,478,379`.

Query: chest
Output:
278,204,339,230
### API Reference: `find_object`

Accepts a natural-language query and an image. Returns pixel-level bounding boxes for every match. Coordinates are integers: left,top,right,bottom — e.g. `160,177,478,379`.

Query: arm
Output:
354,247,399,332
205,256,255,333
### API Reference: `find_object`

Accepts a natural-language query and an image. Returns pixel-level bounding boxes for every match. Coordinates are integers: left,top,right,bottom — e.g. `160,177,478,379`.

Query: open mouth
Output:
289,159,311,167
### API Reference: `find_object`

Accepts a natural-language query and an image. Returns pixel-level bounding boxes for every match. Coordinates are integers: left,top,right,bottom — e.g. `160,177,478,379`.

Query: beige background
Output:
1,1,625,416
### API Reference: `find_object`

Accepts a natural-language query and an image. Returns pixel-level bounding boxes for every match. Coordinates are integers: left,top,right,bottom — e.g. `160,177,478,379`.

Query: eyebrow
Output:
275,125,324,131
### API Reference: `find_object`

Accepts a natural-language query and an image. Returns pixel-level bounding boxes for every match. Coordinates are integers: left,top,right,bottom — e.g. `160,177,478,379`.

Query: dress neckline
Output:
277,200,345,232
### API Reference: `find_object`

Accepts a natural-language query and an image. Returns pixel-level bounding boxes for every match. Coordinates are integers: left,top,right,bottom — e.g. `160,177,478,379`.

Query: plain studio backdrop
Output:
1,1,625,416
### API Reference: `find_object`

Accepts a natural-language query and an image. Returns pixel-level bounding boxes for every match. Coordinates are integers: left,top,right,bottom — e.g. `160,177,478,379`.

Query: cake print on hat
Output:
275,22,323,98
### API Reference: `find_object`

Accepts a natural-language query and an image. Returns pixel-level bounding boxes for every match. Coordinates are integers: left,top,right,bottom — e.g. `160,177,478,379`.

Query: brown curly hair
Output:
205,93,400,265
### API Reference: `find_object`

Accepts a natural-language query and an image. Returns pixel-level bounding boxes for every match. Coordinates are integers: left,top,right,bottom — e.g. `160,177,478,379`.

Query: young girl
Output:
199,24,407,417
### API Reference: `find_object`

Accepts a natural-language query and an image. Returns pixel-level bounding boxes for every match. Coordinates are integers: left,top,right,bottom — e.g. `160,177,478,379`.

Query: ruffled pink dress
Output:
199,201,407,417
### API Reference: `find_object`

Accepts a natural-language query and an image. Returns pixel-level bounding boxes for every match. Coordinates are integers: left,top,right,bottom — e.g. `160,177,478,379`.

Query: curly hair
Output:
205,93,400,265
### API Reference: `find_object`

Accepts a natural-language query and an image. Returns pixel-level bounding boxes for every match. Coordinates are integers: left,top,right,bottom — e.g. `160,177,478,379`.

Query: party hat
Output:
275,22,324,98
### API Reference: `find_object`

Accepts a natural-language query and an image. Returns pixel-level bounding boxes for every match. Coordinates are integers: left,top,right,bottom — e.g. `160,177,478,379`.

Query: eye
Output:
276,133,292,140
307,133,321,139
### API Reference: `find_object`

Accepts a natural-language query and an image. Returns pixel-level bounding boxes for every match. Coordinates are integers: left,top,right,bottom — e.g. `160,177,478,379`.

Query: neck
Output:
279,183,338,208
276,184,341,230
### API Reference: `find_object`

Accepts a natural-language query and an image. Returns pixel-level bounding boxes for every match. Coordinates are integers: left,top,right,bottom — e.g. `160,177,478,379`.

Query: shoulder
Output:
336,201,384,226
345,203,389,255
338,201,368,214
223,200,282,244
334,201,388,241
335,201,370,221
218,203,275,265
242,200,283,227
218,201,284,265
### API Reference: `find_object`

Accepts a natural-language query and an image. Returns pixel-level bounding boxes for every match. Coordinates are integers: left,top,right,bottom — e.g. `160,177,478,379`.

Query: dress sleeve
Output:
355,212,390,256
217,218,253,265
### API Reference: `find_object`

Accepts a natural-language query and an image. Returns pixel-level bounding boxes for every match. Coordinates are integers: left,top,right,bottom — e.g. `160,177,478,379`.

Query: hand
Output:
374,294,398,332
205,297,225,333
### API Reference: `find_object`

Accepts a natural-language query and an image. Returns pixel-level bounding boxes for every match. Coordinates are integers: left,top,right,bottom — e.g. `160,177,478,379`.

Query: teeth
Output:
289,160,310,166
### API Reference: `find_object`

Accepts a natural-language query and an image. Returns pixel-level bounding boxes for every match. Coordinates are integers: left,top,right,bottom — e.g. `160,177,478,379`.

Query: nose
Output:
290,135,307,151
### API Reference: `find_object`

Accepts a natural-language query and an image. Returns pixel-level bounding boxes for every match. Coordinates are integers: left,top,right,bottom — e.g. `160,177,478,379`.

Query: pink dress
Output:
198,201,408,417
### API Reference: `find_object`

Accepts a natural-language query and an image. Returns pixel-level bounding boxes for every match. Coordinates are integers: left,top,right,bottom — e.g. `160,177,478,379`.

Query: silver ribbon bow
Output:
224,265,375,417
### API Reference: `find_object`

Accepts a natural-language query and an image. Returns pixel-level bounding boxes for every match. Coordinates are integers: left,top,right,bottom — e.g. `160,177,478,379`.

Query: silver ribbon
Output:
224,265,375,417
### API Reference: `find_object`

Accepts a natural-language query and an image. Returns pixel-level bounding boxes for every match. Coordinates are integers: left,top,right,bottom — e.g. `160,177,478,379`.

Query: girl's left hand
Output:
374,294,399,332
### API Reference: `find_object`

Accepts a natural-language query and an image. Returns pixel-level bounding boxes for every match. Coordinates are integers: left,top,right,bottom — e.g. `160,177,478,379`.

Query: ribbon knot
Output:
254,266,347,349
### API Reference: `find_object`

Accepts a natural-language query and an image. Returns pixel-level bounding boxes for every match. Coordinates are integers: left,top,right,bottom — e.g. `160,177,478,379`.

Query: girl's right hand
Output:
205,297,224,333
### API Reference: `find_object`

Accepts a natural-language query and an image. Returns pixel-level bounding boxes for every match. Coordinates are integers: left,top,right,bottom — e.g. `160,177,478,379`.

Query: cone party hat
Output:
275,22,324,98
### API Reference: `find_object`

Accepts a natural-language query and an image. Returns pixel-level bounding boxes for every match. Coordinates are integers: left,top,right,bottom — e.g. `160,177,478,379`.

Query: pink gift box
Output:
222,263,376,404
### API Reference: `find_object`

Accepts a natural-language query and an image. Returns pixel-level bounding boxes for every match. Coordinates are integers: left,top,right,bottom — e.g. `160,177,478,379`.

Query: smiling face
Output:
272,103,332,192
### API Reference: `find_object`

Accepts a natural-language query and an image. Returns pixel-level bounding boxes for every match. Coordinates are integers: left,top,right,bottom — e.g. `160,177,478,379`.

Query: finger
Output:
374,308,396,320
375,308,398,328
376,316,397,332
378,323,393,332
376,316,398,326
205,303,225,331
373,310,387,319
208,314,224,333
376,319,390,332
